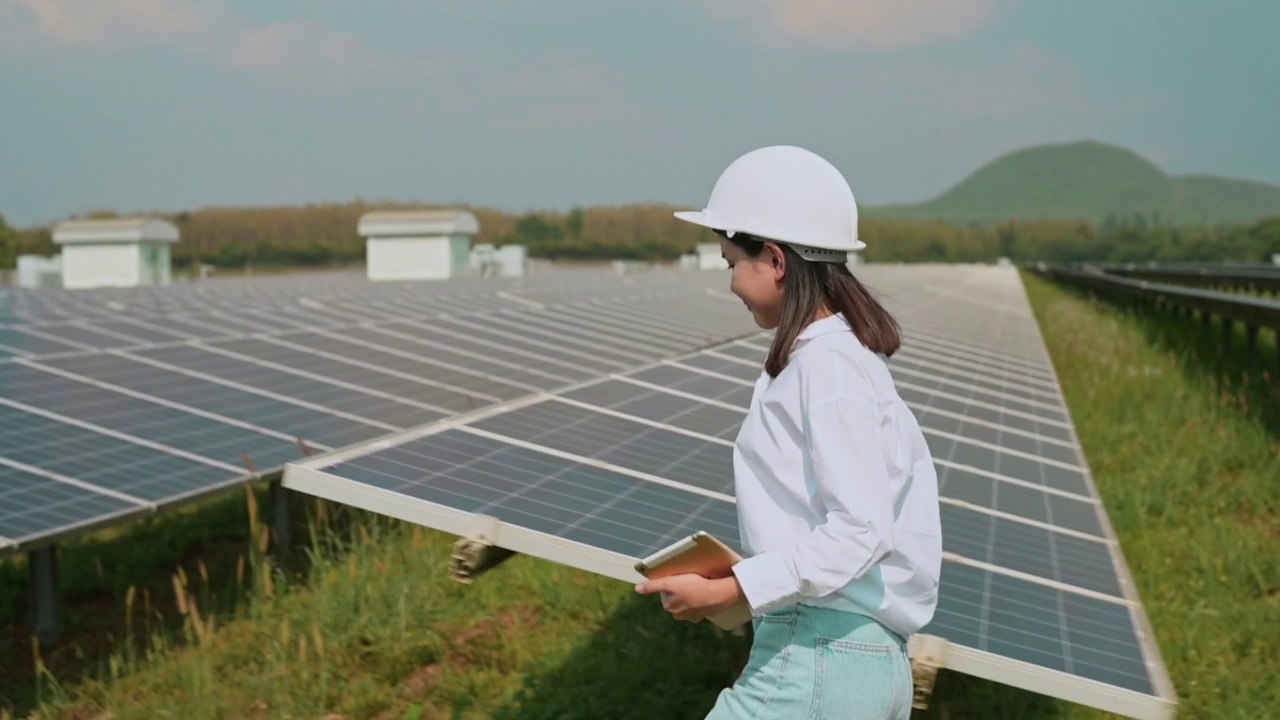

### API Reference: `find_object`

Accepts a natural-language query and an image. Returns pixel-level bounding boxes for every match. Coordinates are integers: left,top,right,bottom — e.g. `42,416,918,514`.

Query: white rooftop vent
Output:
51,217,180,289
358,209,479,282
357,209,479,238
53,217,180,245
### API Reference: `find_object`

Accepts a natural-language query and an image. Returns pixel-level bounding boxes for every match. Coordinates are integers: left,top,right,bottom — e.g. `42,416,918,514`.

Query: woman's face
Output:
720,237,786,329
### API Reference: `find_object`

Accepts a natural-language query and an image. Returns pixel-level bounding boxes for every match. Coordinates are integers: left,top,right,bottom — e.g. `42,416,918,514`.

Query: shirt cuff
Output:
732,551,797,615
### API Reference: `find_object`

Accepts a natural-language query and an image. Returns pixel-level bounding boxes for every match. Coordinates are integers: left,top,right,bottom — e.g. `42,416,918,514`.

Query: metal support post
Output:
1223,318,1232,353
29,546,60,646
1245,324,1259,371
271,478,291,551
909,634,949,711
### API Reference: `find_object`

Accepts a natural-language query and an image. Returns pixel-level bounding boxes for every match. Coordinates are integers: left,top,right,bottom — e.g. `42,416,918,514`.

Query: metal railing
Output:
1028,263,1280,368
1097,263,1280,295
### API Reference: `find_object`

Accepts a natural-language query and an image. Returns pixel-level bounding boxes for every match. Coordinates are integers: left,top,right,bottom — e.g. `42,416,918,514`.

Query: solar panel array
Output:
283,264,1176,719
1,262,1174,717
0,269,759,554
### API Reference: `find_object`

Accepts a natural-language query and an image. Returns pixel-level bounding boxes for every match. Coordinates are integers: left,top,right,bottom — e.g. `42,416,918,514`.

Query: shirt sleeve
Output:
731,394,896,615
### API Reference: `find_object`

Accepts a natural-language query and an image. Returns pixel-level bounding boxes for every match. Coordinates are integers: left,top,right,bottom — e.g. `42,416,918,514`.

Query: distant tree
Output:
0,214,17,269
511,213,563,244
565,207,585,239
1248,217,1280,261
20,200,1270,270
18,227,54,258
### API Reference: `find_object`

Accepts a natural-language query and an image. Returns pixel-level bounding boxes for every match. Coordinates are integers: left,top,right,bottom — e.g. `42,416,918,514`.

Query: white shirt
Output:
730,313,942,638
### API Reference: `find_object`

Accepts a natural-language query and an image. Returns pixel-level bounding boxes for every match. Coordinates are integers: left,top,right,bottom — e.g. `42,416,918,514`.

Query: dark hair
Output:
719,231,901,377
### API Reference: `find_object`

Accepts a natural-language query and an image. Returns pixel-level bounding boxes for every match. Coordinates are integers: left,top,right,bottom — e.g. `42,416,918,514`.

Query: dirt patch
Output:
374,606,540,715
398,663,444,700
378,702,448,720
245,698,271,717
1239,508,1279,542
440,605,537,673
61,705,114,720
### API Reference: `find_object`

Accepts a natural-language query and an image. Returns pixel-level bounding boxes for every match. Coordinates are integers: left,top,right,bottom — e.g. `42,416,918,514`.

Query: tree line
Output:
2,204,1278,272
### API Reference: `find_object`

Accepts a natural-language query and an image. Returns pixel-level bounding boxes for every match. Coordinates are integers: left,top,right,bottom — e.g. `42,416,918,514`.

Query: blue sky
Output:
1,0,1276,227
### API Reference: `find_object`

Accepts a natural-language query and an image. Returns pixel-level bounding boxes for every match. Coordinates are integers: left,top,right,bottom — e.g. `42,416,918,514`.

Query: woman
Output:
636,145,942,719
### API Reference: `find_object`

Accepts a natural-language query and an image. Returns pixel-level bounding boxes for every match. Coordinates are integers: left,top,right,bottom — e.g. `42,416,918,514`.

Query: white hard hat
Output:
675,145,865,262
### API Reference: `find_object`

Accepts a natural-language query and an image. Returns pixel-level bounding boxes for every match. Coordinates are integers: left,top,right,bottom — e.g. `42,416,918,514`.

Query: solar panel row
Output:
282,265,1175,719
0,270,759,553
0,267,711,323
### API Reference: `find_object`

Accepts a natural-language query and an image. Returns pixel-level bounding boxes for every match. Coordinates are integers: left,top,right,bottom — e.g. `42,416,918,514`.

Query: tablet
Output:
635,531,753,630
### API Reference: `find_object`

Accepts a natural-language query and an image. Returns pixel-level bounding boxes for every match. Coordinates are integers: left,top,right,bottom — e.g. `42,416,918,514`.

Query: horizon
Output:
2,2,1277,227
26,138,1276,226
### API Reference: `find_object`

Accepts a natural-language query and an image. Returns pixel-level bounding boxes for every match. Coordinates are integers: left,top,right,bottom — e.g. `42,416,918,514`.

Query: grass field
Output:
1,272,1276,719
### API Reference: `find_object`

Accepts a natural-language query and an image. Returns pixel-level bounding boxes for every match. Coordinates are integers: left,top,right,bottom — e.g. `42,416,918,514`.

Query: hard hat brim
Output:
674,209,867,252
673,209,716,230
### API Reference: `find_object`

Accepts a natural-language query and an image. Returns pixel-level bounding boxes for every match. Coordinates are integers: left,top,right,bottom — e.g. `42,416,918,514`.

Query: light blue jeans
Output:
705,604,912,719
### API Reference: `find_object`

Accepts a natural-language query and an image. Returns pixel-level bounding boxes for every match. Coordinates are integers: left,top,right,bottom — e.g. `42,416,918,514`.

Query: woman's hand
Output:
634,573,746,623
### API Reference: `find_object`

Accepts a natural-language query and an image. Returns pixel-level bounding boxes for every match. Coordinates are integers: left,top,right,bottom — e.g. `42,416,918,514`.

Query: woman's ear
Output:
765,242,787,283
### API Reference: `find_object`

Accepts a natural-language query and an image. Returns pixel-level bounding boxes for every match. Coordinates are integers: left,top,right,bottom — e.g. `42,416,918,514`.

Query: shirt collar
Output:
796,312,849,342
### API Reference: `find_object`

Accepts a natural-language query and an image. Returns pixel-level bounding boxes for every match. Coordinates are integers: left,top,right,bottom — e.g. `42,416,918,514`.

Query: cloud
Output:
230,20,370,75
0,1,644,127
226,19,449,91
0,0,444,90
477,50,660,133
488,50,616,105
0,0,219,49
707,0,1003,50
893,43,1096,119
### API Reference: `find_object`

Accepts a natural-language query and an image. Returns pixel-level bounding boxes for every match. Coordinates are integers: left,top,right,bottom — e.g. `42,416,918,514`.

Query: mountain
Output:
869,141,1280,225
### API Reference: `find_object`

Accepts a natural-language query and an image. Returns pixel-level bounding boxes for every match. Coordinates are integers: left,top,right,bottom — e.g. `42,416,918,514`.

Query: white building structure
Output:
16,254,63,289
494,244,528,278
52,218,180,289
696,242,727,271
358,209,479,281
470,243,528,278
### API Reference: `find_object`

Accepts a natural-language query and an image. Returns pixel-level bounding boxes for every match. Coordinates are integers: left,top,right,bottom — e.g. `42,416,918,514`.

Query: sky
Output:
1,0,1277,227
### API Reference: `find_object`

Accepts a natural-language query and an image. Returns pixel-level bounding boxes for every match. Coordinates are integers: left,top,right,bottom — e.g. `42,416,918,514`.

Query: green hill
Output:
870,141,1280,225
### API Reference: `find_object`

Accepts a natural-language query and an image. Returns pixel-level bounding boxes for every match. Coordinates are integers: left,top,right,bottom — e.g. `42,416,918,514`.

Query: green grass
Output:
3,272,1277,719
0,488,281,711
6,499,748,720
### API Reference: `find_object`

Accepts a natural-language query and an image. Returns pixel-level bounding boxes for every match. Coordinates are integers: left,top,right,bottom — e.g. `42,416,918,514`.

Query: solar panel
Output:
0,268,758,554
282,265,1175,719
0,461,147,548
